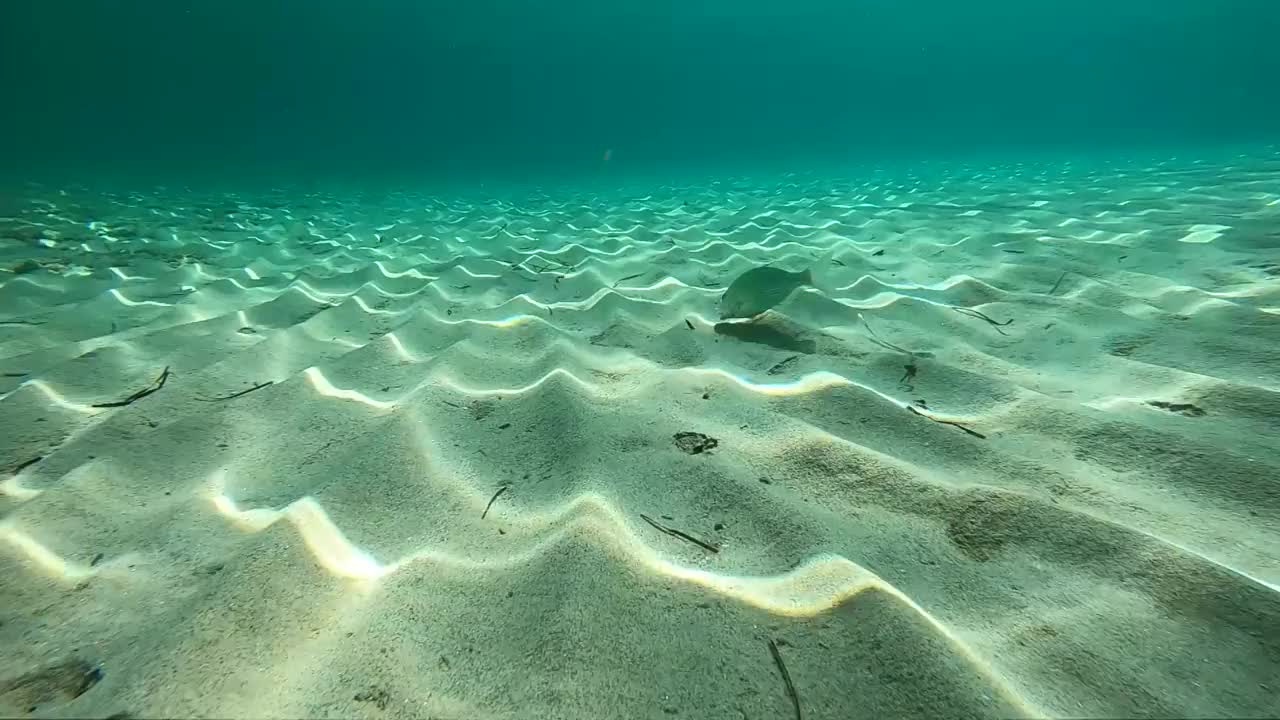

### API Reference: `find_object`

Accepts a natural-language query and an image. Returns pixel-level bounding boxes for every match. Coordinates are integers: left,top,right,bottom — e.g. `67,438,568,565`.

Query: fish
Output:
718,266,813,320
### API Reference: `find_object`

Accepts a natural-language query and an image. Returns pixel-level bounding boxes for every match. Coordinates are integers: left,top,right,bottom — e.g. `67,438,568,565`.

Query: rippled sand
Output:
2,149,1279,719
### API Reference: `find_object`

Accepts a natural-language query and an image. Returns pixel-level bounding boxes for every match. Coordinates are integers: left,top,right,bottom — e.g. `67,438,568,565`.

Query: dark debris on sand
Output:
673,432,719,455
353,686,391,710
0,657,102,714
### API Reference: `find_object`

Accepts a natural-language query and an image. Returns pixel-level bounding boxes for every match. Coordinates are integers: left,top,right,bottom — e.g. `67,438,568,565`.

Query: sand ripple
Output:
2,149,1279,718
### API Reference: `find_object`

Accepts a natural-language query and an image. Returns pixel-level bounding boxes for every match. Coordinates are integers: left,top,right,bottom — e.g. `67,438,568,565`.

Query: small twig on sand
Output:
482,486,509,519
952,307,1013,336
11,456,43,474
1048,271,1069,296
906,404,986,439
613,272,646,288
768,639,802,720
196,381,273,402
92,366,171,408
639,514,720,553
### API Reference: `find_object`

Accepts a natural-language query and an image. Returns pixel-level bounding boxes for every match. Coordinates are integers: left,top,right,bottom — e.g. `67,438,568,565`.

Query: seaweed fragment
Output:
10,456,42,474
481,486,509,519
196,381,273,402
906,404,986,439
612,272,646,288
952,307,1013,336
91,367,171,408
859,314,930,357
639,514,720,553
1048,271,1069,295
768,639,802,720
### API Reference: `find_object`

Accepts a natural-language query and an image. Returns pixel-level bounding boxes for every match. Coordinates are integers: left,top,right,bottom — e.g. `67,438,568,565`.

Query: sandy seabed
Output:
2,150,1279,719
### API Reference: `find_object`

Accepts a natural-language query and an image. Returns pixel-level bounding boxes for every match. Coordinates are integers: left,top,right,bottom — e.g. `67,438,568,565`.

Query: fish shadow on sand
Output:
713,312,817,354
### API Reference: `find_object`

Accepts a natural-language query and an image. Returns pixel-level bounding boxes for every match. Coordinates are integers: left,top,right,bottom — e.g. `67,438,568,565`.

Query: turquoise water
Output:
3,0,1278,183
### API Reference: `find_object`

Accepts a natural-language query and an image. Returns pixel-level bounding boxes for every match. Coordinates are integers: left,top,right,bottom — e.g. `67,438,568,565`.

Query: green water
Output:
3,0,1278,184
